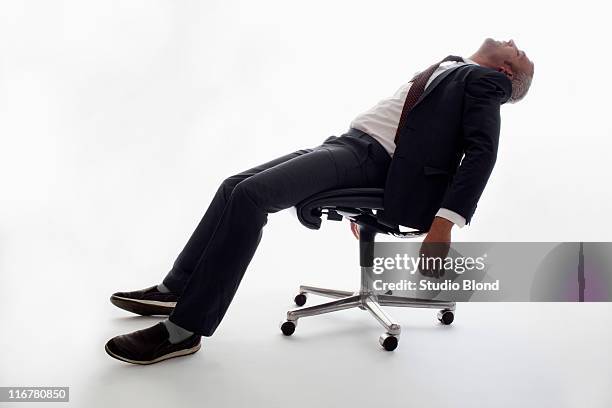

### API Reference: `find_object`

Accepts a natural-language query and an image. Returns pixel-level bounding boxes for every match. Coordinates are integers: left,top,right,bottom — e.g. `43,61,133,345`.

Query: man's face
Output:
482,37,534,80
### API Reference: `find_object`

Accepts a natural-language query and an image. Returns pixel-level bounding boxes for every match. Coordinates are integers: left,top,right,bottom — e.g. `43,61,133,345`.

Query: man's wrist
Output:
430,216,454,232
435,208,466,228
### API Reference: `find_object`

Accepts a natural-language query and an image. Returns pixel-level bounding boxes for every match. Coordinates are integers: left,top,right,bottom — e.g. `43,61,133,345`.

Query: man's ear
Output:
497,63,514,80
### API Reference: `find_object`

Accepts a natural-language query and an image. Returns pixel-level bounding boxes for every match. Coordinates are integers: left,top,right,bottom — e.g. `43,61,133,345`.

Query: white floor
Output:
0,215,610,407
1,284,611,407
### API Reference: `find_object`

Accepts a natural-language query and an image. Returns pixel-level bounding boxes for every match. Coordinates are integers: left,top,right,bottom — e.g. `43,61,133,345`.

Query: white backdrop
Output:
1,1,611,407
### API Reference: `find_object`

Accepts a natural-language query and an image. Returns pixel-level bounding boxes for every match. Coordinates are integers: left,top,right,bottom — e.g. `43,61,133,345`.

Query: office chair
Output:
280,188,456,351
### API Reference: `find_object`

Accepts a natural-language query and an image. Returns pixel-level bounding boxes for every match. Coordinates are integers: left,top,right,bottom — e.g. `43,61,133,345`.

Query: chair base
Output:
281,285,456,351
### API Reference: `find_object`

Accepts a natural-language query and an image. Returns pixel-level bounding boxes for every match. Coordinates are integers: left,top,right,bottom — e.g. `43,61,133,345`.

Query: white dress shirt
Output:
349,57,480,228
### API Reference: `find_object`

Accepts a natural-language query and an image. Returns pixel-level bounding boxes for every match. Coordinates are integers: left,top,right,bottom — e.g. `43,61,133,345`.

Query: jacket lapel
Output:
411,63,465,110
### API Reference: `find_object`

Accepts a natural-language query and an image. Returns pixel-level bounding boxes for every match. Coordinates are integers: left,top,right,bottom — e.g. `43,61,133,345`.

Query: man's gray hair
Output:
508,71,533,103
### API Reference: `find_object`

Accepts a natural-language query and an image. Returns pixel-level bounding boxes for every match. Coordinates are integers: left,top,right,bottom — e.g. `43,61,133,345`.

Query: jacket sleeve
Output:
440,69,512,224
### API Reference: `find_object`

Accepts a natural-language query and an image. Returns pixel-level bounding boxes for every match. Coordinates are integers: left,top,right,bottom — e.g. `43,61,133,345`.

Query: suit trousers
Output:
163,128,392,336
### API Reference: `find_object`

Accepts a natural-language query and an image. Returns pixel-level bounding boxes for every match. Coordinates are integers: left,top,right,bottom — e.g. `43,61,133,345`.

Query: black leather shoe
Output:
105,322,201,365
110,285,178,316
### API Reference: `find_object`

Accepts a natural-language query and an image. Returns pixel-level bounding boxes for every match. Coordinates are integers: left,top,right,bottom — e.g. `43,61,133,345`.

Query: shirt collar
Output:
462,57,479,66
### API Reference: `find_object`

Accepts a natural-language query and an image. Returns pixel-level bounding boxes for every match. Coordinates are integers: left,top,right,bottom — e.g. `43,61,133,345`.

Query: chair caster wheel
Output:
438,309,454,325
294,293,307,307
280,320,296,336
379,333,399,351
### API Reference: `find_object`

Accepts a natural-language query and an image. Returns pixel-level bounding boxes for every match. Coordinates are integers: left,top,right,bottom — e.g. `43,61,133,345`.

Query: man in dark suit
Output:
105,38,534,364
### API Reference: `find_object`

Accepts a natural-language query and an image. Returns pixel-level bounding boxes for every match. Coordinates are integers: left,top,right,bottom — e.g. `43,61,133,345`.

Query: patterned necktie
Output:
394,55,464,145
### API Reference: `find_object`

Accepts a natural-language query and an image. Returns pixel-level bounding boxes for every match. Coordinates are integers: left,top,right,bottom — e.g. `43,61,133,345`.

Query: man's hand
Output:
350,221,360,240
419,217,453,278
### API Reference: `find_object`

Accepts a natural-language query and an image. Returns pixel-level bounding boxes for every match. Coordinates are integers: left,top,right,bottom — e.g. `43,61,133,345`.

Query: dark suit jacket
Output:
381,63,513,231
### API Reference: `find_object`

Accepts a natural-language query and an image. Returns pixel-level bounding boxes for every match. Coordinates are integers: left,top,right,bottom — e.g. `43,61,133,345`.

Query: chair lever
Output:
325,209,343,221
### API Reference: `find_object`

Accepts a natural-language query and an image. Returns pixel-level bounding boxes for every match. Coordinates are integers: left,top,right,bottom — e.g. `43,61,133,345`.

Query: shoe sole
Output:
110,295,176,316
105,342,201,365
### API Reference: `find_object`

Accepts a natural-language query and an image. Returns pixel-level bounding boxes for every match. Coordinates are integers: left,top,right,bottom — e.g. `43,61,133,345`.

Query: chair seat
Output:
294,188,426,237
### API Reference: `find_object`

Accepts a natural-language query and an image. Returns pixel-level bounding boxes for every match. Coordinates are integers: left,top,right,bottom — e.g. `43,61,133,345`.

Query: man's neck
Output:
467,54,495,69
